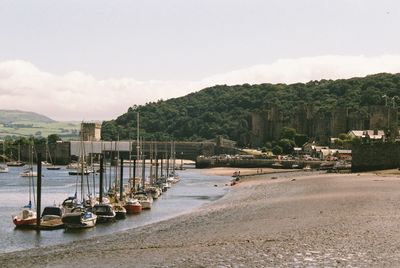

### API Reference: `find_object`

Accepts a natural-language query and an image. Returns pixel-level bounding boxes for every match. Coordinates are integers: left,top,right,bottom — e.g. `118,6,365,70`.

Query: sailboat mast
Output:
141,137,145,189
136,112,140,179
80,124,84,203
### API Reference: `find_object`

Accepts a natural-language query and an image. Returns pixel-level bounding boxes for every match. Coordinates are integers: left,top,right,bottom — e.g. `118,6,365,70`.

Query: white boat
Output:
61,125,97,229
62,207,97,229
20,170,38,177
0,165,9,173
145,186,161,200
134,192,153,209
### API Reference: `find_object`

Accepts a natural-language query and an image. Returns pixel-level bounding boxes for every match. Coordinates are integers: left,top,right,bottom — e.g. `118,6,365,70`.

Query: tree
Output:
272,145,283,155
278,139,296,154
47,134,62,144
281,127,297,140
294,134,308,147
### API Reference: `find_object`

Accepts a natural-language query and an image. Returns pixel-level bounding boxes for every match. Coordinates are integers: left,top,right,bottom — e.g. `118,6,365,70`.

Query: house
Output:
348,130,385,140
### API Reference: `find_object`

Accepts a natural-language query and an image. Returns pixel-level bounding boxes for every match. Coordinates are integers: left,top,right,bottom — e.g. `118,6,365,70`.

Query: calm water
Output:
0,165,231,253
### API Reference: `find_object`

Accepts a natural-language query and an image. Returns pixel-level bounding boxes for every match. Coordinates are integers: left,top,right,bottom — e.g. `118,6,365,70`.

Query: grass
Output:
0,121,81,139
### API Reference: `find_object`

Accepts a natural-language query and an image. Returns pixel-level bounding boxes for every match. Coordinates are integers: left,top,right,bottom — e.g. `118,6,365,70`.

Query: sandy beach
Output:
2,169,400,267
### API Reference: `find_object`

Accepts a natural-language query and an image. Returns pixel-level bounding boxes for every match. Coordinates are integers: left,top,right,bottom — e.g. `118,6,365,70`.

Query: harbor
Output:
0,164,231,254
3,169,400,267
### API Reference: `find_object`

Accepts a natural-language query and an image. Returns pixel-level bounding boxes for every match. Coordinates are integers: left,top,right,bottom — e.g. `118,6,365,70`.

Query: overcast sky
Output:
1,0,400,121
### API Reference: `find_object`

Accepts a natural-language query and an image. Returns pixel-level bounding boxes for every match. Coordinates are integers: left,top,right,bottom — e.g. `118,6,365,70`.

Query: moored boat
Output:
124,198,142,214
68,169,91,176
20,170,38,177
91,203,116,223
0,165,9,173
40,206,65,229
145,186,161,200
134,192,153,210
112,203,127,219
62,207,97,229
47,166,61,170
12,208,37,227
7,161,25,167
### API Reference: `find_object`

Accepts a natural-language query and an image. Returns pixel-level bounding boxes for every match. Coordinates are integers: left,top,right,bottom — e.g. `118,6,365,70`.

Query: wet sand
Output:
2,170,400,267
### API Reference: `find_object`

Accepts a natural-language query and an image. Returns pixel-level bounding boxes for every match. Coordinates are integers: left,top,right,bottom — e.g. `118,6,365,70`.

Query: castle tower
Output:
80,122,102,141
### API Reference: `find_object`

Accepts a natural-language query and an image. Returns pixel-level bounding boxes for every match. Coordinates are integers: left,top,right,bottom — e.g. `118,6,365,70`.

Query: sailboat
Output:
7,143,25,167
20,144,38,178
44,140,60,170
62,126,97,229
12,158,37,227
0,141,9,173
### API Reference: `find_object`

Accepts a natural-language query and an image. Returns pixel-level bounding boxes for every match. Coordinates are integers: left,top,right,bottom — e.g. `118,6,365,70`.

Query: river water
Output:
0,165,231,253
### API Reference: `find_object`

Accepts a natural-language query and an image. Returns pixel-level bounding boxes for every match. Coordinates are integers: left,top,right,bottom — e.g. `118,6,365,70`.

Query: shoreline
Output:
2,170,400,267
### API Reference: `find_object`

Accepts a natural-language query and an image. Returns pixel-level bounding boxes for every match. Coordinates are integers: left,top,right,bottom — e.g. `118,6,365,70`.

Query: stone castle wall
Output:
251,105,398,146
352,143,400,172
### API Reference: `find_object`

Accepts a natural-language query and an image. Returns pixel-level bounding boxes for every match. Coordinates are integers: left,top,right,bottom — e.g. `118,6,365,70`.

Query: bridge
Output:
6,138,239,165
70,141,224,161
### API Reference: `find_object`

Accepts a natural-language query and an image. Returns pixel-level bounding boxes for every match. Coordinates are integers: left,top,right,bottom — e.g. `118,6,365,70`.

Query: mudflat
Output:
2,171,400,267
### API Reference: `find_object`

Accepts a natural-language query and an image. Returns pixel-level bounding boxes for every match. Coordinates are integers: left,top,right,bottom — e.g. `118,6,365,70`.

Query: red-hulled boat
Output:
124,198,142,214
12,209,37,227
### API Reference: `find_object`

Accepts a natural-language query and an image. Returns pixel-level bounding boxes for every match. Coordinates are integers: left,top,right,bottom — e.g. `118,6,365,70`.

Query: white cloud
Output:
204,55,400,85
1,55,400,121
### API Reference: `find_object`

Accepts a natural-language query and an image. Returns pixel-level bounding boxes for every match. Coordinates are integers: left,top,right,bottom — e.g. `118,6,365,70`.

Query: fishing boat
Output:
124,198,142,214
91,203,116,223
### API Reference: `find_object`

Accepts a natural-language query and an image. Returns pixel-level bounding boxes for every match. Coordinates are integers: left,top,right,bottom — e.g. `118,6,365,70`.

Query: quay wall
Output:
11,141,227,165
18,143,71,165
352,143,400,172
196,158,327,169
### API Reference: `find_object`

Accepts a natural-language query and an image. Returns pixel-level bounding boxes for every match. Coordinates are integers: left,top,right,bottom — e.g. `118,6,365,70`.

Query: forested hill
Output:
101,73,400,145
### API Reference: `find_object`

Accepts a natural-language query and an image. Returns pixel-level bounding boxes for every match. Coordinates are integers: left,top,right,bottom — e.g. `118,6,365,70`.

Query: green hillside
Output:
102,73,400,145
0,110,80,139
0,110,54,124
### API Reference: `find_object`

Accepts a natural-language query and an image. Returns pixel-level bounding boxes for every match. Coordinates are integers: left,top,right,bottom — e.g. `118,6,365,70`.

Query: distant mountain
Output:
0,110,80,139
0,110,55,124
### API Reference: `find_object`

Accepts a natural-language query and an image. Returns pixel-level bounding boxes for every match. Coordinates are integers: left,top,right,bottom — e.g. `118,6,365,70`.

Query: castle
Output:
251,104,398,146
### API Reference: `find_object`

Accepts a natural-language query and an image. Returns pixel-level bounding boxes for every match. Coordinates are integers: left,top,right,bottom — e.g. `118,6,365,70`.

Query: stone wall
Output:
352,143,400,172
251,105,399,147
19,142,71,165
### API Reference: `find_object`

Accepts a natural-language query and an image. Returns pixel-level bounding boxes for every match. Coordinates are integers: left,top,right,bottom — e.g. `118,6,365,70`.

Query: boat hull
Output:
124,203,142,214
62,212,97,229
12,210,37,227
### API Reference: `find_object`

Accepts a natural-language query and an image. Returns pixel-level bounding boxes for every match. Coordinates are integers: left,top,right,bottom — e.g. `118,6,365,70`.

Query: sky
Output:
1,0,400,121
